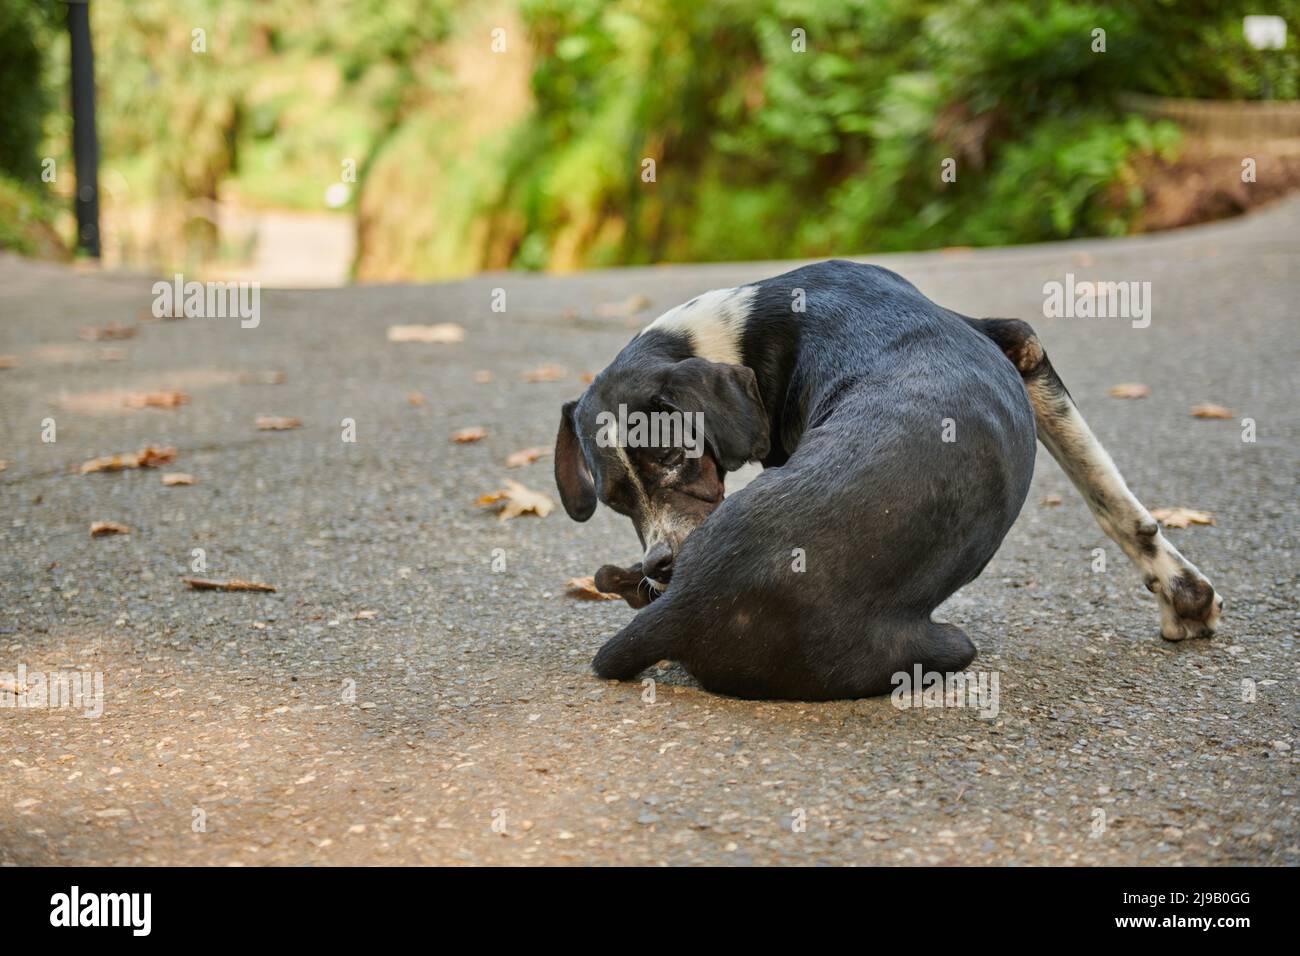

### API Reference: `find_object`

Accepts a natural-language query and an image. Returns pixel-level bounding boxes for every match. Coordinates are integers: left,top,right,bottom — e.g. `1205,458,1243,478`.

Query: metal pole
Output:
67,0,101,258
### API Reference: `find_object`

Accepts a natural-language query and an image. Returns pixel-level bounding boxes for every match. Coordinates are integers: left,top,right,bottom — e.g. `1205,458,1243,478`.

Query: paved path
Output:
1,201,1296,865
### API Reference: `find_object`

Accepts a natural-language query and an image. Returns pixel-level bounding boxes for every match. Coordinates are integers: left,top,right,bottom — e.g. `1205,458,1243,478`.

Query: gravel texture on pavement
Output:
0,200,1296,865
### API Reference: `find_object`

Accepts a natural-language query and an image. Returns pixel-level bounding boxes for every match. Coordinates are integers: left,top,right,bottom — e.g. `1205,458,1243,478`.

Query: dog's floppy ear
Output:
664,358,769,471
554,399,597,521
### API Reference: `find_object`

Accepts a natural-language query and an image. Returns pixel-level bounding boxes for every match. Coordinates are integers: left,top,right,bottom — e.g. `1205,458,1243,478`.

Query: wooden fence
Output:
1121,92,1300,139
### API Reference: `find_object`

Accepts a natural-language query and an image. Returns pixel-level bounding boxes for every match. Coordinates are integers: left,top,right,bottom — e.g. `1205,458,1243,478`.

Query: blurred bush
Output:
428,0,1293,274
2,0,1296,273
0,0,65,256
85,0,454,268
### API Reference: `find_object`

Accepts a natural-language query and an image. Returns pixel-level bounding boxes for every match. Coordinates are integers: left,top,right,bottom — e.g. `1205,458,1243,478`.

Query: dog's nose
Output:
644,541,674,583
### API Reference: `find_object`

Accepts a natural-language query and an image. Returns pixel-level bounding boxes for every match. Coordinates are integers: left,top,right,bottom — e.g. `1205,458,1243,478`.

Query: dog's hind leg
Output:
969,318,1223,641
591,600,681,681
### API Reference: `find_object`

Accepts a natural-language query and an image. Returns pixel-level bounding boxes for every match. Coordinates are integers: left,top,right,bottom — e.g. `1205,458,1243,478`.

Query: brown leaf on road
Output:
161,472,196,486
451,426,488,444
80,445,177,474
564,576,622,601
1040,494,1063,506
78,322,136,341
182,577,278,593
581,372,596,384
594,294,652,318
90,521,131,537
1108,383,1151,399
478,479,554,520
473,370,493,384
124,389,190,409
506,446,552,468
407,391,426,406
238,370,287,385
386,323,465,344
522,364,566,383
0,675,26,694
354,610,378,621
1150,507,1215,529
0,355,20,369
1190,403,1233,419
256,415,302,430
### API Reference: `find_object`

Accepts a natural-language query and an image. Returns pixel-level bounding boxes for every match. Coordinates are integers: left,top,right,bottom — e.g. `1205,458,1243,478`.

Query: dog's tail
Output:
967,318,1221,640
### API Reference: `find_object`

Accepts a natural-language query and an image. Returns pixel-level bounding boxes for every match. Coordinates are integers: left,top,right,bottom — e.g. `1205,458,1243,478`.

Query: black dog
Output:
555,261,1222,700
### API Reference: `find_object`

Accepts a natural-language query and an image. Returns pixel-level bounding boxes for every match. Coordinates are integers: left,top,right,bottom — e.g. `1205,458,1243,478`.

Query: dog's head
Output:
554,356,769,589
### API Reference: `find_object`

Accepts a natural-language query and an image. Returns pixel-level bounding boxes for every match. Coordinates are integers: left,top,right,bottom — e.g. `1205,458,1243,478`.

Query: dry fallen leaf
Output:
407,391,426,406
124,389,190,409
522,364,566,383
354,610,378,621
1040,494,1063,506
506,446,552,468
1150,507,1215,529
256,415,302,430
0,675,26,694
474,370,493,384
451,426,488,444
581,372,596,384
387,323,465,344
80,445,177,474
1190,403,1233,419
1108,383,1151,399
238,370,287,385
78,322,136,341
478,479,554,520
90,521,131,537
0,354,18,369
565,576,622,601
594,294,651,318
182,577,277,593
161,472,196,486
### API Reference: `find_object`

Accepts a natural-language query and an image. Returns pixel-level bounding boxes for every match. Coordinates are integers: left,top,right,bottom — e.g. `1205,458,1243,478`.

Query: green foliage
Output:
0,0,63,253
86,0,453,213
2,0,1296,268
0,0,59,181
0,172,64,257
466,0,1298,270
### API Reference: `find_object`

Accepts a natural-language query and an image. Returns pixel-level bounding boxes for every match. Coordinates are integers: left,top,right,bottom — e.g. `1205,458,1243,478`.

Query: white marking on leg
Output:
641,286,756,365
1028,377,1222,640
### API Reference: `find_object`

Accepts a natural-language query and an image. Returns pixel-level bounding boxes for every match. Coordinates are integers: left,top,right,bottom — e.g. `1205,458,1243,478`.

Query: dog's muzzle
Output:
643,540,674,585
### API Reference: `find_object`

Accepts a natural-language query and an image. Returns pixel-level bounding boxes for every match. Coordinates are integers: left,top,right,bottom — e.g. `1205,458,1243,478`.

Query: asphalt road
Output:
1,201,1296,866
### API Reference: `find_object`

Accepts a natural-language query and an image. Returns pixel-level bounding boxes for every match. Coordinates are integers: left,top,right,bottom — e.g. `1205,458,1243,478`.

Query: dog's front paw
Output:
1147,564,1223,641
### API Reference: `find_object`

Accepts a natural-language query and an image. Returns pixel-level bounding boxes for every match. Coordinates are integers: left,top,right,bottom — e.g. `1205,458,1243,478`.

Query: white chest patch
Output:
641,286,756,365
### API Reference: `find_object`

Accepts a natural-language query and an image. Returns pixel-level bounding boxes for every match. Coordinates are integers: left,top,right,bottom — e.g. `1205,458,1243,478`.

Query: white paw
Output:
1147,563,1222,641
